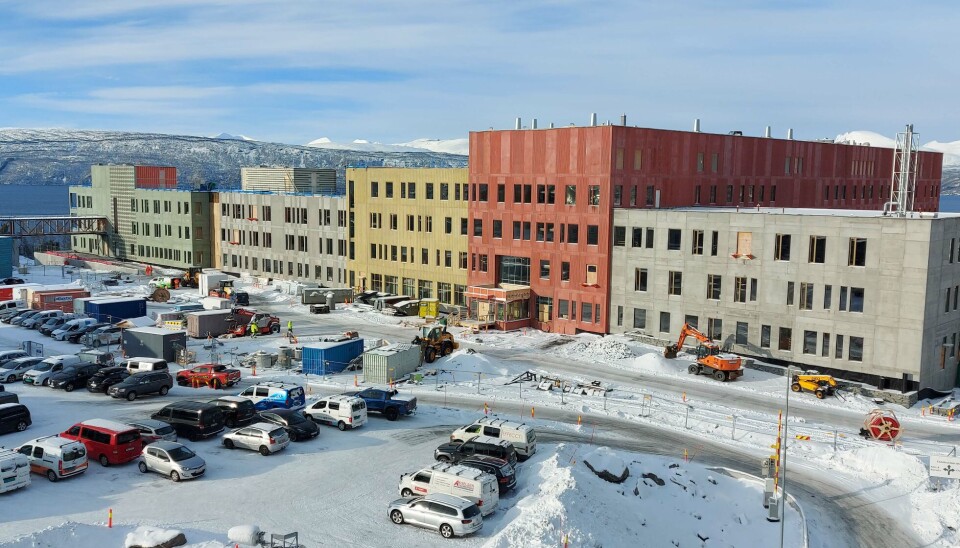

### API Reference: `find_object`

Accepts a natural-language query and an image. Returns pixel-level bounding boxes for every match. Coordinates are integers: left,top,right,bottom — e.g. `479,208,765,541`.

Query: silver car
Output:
222,422,289,456
388,493,483,539
137,441,205,482
127,419,178,445
0,357,44,383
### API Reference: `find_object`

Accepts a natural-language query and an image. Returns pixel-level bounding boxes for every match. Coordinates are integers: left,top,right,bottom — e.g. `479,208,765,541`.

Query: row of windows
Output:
369,181,469,202
474,220,601,245
370,213,449,233
131,244,196,265
471,183,602,207
219,229,345,256
786,282,864,312
225,254,344,283
368,274,467,306
132,223,201,240
131,199,194,215
369,245,467,269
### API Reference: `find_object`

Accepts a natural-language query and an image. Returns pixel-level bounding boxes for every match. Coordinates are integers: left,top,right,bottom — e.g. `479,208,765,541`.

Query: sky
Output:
0,0,957,146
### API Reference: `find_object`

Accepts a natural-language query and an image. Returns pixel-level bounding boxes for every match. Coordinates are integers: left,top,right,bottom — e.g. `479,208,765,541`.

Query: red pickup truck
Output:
176,364,241,389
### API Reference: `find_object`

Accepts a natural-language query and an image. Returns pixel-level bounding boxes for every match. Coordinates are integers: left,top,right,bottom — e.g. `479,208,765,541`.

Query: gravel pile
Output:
557,337,634,361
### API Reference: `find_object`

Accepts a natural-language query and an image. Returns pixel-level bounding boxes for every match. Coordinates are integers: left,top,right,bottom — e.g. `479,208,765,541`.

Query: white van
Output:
304,395,367,430
399,462,500,516
451,417,537,458
0,449,31,493
0,300,25,313
51,318,98,341
126,357,169,374
22,355,84,386
15,435,89,482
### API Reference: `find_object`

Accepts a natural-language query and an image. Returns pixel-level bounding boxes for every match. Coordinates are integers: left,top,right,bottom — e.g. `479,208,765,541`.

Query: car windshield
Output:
33,363,53,372
462,505,481,519
62,446,86,461
167,446,196,461
285,412,307,425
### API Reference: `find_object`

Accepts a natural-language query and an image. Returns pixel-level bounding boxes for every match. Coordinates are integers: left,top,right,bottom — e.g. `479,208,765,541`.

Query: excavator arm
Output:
665,323,717,358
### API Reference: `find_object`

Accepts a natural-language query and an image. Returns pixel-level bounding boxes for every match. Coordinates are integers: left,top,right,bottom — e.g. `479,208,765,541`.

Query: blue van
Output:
237,382,306,411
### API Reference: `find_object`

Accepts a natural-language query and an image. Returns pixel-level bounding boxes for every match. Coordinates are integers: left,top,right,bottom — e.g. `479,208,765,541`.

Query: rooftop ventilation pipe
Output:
590,113,597,127
694,118,701,132
620,114,627,126
765,126,771,138
515,117,522,130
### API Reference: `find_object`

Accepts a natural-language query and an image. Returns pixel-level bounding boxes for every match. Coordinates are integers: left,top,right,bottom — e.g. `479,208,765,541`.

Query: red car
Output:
61,419,142,466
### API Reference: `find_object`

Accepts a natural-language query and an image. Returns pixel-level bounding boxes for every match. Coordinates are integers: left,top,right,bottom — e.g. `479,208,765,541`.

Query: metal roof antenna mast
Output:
884,124,919,217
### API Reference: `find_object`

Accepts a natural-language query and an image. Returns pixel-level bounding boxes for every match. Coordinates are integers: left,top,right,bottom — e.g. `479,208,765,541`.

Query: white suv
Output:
222,422,289,456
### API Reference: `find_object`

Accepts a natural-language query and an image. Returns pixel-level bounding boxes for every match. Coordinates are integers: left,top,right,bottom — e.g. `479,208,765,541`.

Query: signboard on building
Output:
929,456,960,478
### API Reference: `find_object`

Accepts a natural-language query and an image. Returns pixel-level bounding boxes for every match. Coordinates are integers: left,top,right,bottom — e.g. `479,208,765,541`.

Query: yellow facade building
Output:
347,167,469,306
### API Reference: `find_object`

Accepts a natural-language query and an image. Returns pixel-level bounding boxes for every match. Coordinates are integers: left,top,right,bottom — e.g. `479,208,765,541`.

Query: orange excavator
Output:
664,323,744,382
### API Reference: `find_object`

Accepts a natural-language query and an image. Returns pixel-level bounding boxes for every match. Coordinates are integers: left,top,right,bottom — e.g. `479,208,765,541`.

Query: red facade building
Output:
467,124,943,335
135,166,177,189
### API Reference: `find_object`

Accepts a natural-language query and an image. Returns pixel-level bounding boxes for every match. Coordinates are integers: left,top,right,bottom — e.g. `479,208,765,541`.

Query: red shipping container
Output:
0,287,12,301
135,165,177,189
31,289,91,312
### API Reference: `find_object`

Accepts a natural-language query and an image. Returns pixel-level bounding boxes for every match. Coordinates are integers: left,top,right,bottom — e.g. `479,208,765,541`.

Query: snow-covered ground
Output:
3,265,960,546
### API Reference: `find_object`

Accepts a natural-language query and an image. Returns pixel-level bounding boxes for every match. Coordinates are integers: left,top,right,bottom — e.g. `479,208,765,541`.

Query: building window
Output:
711,231,718,256
803,330,817,354
479,255,488,272
849,336,863,361
667,229,681,251
709,185,717,204
440,183,449,200
587,225,599,245
822,333,831,357
586,265,598,285
561,262,570,281
540,260,550,279
692,230,704,255
760,325,771,348
668,271,682,296
824,285,832,309
477,184,487,201
499,256,530,285
809,236,826,263
581,302,593,323
613,226,626,246
588,186,600,206
786,281,795,306
799,282,814,310
646,228,654,249
734,277,747,303
493,220,502,238
736,322,748,345
558,300,569,320
633,308,646,329
778,328,792,351
646,185,655,206
630,186,637,206
567,224,579,244
385,182,394,198
750,278,758,301
660,312,671,333
736,232,752,257
370,181,379,197
835,335,844,359
565,185,576,205
775,234,791,261
632,228,643,247
497,184,504,202
848,238,867,266
635,268,648,291
707,318,722,340
696,152,704,172
849,287,864,313
707,274,721,300
473,219,483,237
461,218,468,235
614,185,623,206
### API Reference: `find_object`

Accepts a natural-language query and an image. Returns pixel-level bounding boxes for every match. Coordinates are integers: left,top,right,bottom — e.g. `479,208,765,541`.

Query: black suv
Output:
459,455,517,492
86,367,130,393
434,437,518,467
152,401,225,441
108,371,173,401
50,363,105,392
256,409,319,442
0,403,30,434
209,396,256,428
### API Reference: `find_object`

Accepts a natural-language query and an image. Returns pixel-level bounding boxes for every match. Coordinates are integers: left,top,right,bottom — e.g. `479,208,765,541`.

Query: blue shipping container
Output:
0,236,12,278
86,298,148,323
302,339,364,375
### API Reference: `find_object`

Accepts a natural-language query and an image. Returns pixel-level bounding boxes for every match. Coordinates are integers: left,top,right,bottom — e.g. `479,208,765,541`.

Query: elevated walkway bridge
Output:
0,215,108,237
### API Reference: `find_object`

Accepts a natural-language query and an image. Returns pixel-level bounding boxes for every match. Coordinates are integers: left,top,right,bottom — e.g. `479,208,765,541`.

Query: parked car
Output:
343,387,417,421
0,357,44,383
23,355,84,386
0,350,28,366
21,310,63,329
107,371,173,401
208,396,256,428
137,441,205,482
50,363,105,392
399,462,500,516
52,318,98,341
81,325,122,348
0,391,20,405
86,366,130,393
459,455,517,493
0,307,30,322
255,409,319,442
9,310,43,326
434,435,519,467
151,401,225,441
387,493,483,539
177,364,241,388
16,435,88,482
236,382,306,411
61,419,142,466
304,395,367,431
222,422,290,455
0,403,32,434
125,357,168,374
451,417,538,459
0,278,25,285
127,419,178,444
0,449,30,493
67,322,108,344
38,315,74,336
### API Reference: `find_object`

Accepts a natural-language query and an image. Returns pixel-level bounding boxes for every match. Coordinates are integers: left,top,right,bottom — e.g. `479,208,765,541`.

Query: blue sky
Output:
1,0,957,145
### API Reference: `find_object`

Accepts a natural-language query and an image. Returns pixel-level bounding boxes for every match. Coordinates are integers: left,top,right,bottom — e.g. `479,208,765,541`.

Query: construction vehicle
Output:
664,323,743,382
179,267,202,289
859,409,903,441
790,372,837,399
228,308,281,336
209,279,235,299
412,323,458,364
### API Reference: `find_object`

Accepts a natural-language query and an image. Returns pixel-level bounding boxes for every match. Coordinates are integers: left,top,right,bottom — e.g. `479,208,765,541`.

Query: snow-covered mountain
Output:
0,128,468,189
307,137,468,156
835,130,960,167
211,132,255,141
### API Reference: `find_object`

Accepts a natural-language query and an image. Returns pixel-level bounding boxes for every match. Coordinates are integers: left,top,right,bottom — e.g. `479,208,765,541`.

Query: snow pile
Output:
819,446,927,490
226,525,261,545
443,350,511,376
124,526,185,548
485,445,803,547
555,335,634,361
582,446,629,483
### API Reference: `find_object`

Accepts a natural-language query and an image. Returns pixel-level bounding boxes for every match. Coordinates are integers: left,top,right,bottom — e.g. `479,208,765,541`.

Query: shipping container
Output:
73,296,99,315
0,236,12,278
85,298,147,323
302,287,354,305
22,284,67,306
419,298,440,319
186,309,233,338
363,344,421,384
122,326,187,362
30,288,91,312
198,272,229,297
199,296,232,310
302,338,365,375
0,287,11,301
